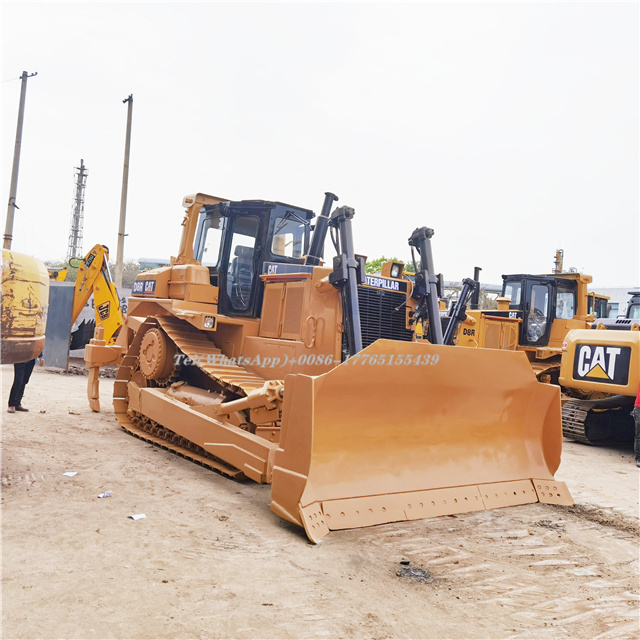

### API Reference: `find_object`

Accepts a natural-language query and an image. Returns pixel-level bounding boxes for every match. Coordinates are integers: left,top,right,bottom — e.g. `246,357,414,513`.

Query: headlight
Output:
204,316,215,329
390,262,403,279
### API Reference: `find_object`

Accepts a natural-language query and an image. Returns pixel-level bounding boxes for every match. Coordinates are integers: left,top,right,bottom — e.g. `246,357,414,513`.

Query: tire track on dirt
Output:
345,505,638,639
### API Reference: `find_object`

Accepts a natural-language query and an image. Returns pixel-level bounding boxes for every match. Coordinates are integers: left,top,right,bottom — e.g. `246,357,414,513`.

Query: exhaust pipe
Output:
305,192,338,266
470,267,482,310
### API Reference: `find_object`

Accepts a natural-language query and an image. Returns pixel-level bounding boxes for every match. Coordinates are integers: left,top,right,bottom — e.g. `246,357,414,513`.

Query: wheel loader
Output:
560,329,639,444
85,191,572,542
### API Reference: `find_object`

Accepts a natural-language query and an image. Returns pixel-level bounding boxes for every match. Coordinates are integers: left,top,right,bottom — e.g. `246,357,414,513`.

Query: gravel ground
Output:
2,365,638,640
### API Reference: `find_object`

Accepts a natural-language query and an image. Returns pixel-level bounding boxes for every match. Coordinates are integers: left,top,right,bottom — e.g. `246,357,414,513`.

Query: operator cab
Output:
587,293,609,319
627,292,640,320
502,275,577,347
193,200,314,318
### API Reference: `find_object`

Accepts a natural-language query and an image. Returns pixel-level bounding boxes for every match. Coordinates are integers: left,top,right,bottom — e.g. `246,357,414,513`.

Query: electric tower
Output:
67,159,88,261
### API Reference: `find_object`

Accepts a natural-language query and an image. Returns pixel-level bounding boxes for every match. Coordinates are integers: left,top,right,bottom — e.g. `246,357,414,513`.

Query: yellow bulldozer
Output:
454,264,605,385
86,192,572,542
429,253,630,445
1,250,49,364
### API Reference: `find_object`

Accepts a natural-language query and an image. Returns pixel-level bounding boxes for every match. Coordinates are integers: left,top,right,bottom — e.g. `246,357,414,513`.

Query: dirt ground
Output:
1,364,638,640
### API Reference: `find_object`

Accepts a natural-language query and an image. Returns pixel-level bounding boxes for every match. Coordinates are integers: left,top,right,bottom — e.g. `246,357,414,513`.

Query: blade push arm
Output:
408,227,444,345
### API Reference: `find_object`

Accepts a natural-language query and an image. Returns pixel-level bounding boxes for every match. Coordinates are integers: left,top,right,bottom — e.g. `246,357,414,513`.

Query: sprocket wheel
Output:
139,327,177,383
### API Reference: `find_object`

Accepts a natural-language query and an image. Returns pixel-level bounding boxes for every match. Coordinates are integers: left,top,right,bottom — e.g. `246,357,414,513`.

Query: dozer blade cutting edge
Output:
270,339,573,543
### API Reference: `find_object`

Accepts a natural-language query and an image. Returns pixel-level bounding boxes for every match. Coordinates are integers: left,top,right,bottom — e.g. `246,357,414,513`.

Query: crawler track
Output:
113,315,268,475
562,396,634,445
562,400,598,444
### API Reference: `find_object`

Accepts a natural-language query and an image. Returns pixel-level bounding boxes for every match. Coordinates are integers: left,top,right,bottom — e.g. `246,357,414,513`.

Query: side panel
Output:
560,329,640,395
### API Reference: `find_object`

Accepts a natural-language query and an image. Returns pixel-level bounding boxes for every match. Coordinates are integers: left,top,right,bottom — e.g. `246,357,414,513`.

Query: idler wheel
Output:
139,328,177,381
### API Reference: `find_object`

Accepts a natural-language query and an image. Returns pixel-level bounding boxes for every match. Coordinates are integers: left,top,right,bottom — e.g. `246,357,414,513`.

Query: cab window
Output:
629,304,640,319
555,291,575,319
592,297,608,318
198,214,226,267
271,215,305,259
504,282,522,307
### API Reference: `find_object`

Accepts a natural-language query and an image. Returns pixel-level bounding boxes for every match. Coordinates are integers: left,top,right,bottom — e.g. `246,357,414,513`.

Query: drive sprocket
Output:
139,327,177,384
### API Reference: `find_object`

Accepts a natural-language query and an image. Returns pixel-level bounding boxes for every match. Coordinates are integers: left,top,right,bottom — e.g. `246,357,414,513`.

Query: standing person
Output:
633,381,640,468
7,353,42,413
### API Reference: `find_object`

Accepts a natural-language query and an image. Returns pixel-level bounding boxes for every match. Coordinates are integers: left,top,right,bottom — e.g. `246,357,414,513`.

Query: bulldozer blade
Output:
270,339,572,543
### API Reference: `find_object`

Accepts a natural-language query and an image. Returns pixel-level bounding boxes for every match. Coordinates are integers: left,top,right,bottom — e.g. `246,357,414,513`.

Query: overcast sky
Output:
2,2,638,288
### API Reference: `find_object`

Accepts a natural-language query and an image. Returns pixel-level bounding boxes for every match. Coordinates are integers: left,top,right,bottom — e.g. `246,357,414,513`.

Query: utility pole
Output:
67,159,88,261
115,94,133,288
3,71,38,250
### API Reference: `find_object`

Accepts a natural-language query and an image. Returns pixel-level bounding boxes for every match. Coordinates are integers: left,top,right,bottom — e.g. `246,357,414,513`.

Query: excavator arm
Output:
74,245,124,413
73,244,123,344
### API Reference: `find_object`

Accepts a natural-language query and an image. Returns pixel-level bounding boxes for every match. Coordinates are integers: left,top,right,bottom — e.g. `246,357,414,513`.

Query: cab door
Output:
218,215,263,318
521,279,553,347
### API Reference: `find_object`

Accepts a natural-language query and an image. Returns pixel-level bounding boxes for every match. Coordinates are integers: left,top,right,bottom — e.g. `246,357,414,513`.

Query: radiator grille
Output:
357,285,413,348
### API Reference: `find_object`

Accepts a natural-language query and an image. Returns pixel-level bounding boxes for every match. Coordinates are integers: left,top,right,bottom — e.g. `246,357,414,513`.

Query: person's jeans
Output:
8,359,36,408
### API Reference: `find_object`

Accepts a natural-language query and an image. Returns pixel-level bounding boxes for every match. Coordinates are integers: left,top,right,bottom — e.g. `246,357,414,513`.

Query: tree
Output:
45,258,141,289
45,259,79,284
110,260,141,289
477,290,498,310
365,256,408,275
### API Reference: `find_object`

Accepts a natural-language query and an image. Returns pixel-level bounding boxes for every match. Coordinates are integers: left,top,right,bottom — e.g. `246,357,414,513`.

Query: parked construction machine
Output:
455,264,603,385
592,291,640,331
560,329,639,444
85,191,572,542
587,291,611,320
1,250,49,364
48,267,68,281
442,253,634,445
70,244,123,346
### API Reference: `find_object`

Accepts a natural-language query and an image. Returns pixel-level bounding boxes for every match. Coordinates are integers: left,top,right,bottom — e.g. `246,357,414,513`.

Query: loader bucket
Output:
270,339,572,542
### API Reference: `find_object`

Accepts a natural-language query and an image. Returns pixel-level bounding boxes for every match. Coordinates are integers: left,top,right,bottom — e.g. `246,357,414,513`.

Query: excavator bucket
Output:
271,339,572,542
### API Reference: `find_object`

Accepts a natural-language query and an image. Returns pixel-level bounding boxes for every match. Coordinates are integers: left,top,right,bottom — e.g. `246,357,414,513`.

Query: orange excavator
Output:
85,191,572,542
